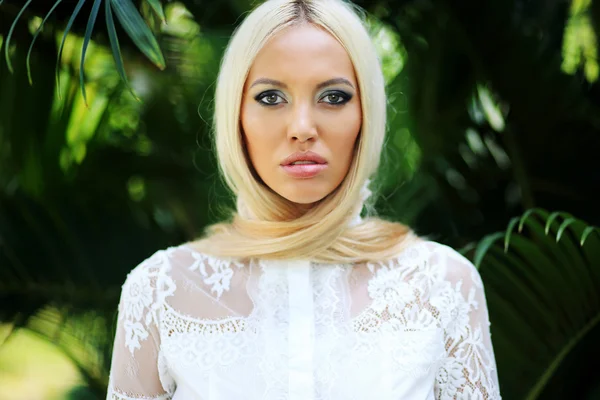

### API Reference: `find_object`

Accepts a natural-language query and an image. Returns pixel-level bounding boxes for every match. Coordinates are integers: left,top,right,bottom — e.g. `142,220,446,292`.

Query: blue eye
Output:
319,90,351,105
256,91,286,106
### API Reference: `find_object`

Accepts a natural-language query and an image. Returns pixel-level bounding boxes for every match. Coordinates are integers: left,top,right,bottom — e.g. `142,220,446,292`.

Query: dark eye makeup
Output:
254,89,353,107
255,90,286,106
319,90,352,105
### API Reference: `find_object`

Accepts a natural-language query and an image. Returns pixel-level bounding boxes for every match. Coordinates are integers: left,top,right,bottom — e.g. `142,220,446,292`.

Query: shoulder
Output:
362,240,485,329
115,248,180,354
119,245,201,310
369,239,483,288
121,246,186,291
124,242,247,303
117,245,246,353
123,243,239,280
118,247,180,321
419,240,484,289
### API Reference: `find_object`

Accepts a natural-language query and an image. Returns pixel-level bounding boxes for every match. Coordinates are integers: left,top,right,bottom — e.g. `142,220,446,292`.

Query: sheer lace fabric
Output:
107,240,501,400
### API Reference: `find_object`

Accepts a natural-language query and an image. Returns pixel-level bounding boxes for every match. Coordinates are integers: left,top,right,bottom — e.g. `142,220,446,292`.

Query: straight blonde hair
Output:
190,0,418,263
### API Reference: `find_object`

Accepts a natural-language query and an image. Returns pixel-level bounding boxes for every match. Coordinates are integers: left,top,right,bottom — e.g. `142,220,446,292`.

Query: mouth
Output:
280,151,327,166
281,162,328,179
280,151,328,179
288,161,322,165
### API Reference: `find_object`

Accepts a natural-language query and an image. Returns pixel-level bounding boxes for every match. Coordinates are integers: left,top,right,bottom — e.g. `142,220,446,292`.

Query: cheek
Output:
338,104,362,170
241,103,266,155
347,105,362,142
240,103,282,177
324,104,362,156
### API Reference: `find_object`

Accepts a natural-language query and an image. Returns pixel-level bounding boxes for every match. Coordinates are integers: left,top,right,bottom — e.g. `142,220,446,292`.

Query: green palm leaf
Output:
80,0,104,106
3,0,33,73
110,0,166,70
146,0,166,22
55,0,87,97
105,0,137,100
5,0,166,93
26,0,64,85
468,208,600,399
0,198,120,397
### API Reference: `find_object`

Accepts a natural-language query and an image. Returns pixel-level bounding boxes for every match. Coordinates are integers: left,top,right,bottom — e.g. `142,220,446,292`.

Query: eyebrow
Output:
249,77,355,90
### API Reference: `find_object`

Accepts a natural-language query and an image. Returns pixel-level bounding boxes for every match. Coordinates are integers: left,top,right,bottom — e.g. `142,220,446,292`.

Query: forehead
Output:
247,23,356,84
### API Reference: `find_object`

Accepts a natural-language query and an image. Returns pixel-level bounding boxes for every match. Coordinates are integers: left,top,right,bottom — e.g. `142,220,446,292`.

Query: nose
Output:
287,103,318,143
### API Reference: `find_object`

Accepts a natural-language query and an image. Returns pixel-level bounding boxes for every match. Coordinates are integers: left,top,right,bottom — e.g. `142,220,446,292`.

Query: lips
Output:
280,151,327,166
281,163,328,178
280,151,328,179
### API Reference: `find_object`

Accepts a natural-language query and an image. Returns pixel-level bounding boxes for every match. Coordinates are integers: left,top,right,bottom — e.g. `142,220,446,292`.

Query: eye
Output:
255,91,286,106
319,90,351,105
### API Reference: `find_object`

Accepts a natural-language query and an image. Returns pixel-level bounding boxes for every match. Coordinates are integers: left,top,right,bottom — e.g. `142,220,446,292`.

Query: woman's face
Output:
241,23,362,205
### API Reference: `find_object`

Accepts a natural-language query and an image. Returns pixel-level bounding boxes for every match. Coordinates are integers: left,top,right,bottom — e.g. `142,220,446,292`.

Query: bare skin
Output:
241,23,362,204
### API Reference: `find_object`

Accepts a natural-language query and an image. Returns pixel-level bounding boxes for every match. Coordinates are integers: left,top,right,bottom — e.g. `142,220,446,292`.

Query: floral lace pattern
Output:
186,248,245,299
107,241,501,399
118,251,176,354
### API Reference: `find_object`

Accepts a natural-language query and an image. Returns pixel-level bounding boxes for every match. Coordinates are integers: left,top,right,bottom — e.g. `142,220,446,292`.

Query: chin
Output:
287,194,327,205
279,188,330,205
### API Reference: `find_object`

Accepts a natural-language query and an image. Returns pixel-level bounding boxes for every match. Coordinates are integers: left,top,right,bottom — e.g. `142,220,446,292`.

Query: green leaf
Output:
0,196,126,394
79,0,104,107
581,226,599,246
26,0,64,85
545,211,572,234
146,0,166,22
518,208,547,232
110,0,166,70
4,0,34,74
473,231,503,267
556,217,578,243
472,208,600,399
105,0,138,100
56,0,88,99
504,216,520,252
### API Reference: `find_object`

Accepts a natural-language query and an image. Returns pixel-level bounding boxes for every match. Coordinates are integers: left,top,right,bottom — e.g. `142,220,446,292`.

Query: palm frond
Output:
79,0,103,106
110,0,165,70
26,0,64,85
467,208,600,399
13,305,115,396
105,0,135,99
4,0,166,93
145,0,166,23
55,0,87,98
0,192,155,395
3,0,33,73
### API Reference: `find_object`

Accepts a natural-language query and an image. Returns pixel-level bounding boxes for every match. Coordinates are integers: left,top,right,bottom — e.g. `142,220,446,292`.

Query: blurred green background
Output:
1,0,599,399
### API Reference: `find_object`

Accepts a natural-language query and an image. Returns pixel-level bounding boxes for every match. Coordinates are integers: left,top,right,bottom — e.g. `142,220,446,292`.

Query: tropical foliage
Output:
0,0,598,399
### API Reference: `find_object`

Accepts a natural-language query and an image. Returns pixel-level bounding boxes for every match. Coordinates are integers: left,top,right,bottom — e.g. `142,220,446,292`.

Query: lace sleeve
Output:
433,245,501,399
107,252,176,400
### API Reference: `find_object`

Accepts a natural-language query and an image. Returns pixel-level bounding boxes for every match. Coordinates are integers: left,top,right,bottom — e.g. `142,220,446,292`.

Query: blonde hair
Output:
190,0,418,263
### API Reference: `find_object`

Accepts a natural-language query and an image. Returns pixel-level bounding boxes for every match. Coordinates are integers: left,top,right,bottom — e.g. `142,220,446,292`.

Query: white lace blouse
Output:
107,239,501,400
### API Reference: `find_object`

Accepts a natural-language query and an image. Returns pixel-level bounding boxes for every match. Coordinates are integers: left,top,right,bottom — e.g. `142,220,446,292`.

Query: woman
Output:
107,0,501,399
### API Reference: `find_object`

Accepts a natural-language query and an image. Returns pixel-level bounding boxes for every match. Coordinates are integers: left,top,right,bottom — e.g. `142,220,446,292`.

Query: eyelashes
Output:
255,91,286,106
320,91,352,105
254,90,353,107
